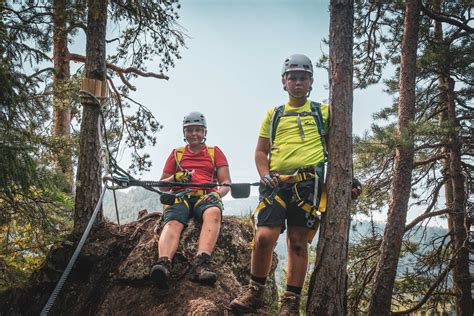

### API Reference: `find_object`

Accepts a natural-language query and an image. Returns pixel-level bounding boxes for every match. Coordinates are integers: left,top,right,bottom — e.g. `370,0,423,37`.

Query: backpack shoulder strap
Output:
269,105,285,147
310,102,328,161
207,146,215,166
206,145,217,182
174,146,185,171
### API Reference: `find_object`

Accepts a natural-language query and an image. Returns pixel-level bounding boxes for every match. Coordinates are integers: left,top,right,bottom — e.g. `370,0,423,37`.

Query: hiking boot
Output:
189,253,217,286
230,280,265,313
278,292,300,316
150,257,171,289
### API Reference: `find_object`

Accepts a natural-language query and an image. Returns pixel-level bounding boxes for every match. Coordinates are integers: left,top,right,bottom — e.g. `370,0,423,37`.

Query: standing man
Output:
230,54,360,314
150,111,231,289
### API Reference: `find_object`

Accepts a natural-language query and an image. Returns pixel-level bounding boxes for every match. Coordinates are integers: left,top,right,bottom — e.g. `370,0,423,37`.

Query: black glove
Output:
260,172,279,188
202,192,221,203
351,178,362,200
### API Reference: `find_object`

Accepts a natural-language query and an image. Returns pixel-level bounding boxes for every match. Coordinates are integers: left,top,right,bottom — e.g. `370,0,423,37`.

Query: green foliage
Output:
0,5,75,290
0,60,73,291
349,0,472,312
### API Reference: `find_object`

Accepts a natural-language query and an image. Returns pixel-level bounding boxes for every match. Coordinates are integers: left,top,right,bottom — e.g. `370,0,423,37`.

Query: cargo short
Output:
163,193,223,227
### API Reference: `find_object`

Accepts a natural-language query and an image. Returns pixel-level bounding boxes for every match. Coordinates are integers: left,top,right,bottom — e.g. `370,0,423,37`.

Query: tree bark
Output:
73,0,107,234
307,0,354,314
443,76,472,316
433,3,473,312
368,0,420,314
52,0,73,193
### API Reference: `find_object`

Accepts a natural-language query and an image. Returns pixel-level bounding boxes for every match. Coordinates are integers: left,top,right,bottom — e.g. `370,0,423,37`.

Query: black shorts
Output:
163,194,223,227
255,178,322,233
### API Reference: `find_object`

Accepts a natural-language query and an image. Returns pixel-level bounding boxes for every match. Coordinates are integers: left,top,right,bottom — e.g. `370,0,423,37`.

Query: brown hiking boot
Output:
189,253,217,286
278,292,300,316
230,280,265,313
150,257,171,289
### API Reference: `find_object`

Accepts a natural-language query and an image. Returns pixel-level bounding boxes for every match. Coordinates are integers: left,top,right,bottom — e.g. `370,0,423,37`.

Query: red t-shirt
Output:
163,145,229,192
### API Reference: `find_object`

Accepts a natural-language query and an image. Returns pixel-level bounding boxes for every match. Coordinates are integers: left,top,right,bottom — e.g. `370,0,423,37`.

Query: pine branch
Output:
413,154,447,167
415,142,450,150
391,254,456,314
458,115,474,121
420,2,474,34
66,53,169,91
404,208,450,232
27,67,56,79
65,22,87,34
424,176,449,214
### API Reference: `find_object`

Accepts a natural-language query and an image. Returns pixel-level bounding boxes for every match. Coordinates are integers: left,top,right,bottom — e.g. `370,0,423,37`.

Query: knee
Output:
165,220,184,232
255,233,276,251
288,240,307,257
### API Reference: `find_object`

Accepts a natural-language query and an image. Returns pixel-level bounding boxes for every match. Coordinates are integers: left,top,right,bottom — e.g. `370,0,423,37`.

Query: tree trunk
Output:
307,0,354,314
434,4,473,313
443,76,472,315
52,0,73,193
73,0,107,234
368,0,420,314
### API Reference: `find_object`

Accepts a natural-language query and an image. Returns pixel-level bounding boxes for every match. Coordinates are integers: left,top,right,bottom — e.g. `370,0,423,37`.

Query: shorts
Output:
163,194,223,227
255,176,323,233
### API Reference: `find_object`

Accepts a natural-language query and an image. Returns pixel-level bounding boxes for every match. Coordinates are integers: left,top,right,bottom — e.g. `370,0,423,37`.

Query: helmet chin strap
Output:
284,86,312,99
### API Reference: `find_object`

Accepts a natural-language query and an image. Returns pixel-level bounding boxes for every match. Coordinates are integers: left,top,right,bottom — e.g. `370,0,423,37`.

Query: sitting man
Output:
150,111,231,289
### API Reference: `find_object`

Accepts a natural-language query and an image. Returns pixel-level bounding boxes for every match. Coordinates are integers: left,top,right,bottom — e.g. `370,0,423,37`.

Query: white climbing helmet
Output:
183,111,207,129
281,54,313,77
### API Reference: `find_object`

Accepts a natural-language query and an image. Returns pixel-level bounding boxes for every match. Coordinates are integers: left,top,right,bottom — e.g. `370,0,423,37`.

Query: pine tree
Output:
307,0,354,314
351,0,473,313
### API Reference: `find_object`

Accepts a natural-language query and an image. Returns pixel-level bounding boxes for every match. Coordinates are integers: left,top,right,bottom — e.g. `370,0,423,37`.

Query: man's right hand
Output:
260,172,279,188
174,170,192,183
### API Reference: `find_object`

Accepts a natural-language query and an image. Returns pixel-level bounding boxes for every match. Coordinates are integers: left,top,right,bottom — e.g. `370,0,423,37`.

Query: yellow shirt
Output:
259,100,329,172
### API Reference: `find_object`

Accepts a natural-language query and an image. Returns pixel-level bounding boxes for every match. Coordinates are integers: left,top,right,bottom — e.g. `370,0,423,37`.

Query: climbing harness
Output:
174,146,215,171
266,101,328,236
174,145,217,182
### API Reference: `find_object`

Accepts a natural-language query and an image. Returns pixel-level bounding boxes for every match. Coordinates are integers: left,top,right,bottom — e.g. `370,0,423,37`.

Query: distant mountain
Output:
102,188,260,223
103,187,448,282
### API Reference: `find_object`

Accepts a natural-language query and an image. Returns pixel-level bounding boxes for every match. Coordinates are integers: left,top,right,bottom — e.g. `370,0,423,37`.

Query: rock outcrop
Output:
0,213,278,315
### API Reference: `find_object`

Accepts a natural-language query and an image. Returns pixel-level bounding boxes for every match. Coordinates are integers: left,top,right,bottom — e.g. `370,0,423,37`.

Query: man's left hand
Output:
351,178,362,200
203,192,221,203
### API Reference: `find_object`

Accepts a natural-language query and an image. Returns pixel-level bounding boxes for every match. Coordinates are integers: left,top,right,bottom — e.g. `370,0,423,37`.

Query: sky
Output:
115,0,391,185
70,0,447,227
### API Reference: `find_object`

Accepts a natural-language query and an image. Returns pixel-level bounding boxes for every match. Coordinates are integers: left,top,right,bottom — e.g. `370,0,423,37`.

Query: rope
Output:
40,186,107,316
112,190,120,226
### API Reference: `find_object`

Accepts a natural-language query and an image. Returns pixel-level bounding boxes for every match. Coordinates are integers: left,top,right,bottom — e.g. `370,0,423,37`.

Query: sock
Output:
251,274,267,286
197,250,212,257
286,285,302,295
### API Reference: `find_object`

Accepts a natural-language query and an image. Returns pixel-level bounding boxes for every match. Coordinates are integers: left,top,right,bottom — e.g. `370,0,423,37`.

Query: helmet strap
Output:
288,86,312,100
289,92,307,100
